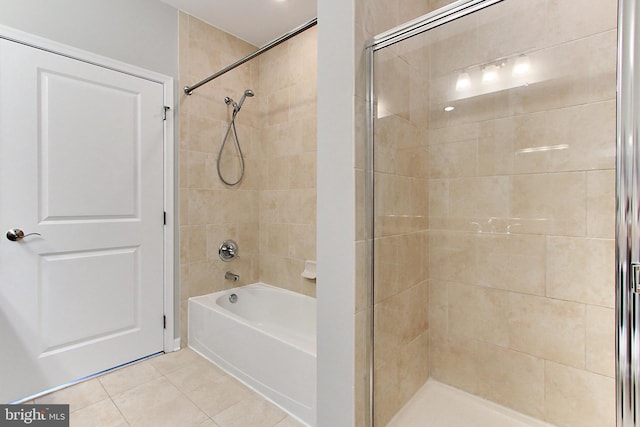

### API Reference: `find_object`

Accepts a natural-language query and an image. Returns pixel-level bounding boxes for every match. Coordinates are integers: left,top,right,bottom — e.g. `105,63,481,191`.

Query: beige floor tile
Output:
212,397,287,427
69,398,127,427
186,375,256,418
274,416,306,427
99,360,162,397
148,348,203,375
35,378,108,412
24,350,301,427
112,377,183,420
164,356,226,393
126,394,209,427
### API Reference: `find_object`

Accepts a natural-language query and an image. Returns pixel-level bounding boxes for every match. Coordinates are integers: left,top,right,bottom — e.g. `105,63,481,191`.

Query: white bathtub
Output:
188,283,316,426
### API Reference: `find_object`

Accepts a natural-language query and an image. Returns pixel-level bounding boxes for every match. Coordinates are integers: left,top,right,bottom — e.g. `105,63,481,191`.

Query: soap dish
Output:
301,260,316,280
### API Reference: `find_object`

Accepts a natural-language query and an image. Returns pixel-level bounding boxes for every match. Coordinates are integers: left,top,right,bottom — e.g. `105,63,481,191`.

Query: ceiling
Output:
160,0,317,47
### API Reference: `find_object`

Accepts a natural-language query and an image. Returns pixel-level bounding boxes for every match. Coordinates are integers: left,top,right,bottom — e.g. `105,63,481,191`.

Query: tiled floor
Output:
388,379,555,427
30,348,305,427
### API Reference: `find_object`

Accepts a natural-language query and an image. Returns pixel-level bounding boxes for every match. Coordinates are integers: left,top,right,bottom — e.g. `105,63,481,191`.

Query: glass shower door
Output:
370,0,618,425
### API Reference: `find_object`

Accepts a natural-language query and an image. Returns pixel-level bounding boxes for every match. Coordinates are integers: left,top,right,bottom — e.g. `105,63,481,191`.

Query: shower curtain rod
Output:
184,17,318,95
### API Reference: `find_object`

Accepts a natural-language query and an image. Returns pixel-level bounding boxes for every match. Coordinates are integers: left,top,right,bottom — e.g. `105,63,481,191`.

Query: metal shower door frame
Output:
365,4,505,424
617,0,640,425
365,0,635,425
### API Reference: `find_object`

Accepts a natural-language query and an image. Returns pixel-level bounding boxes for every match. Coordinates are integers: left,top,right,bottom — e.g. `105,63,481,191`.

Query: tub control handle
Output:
219,240,238,262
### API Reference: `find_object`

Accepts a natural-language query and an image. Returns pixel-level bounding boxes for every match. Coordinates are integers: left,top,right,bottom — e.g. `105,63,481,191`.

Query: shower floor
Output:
388,380,555,427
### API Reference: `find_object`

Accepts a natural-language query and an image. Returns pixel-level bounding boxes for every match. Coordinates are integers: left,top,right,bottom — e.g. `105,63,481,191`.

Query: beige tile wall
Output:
364,3,446,426
179,13,260,344
179,14,317,345
424,1,617,427
361,0,618,426
353,1,459,425
257,27,318,298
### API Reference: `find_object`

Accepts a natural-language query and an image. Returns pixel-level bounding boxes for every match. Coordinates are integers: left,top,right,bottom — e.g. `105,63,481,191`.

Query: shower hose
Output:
217,107,245,186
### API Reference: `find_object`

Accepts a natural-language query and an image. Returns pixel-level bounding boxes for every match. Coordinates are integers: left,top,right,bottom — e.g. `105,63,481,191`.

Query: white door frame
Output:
0,24,177,354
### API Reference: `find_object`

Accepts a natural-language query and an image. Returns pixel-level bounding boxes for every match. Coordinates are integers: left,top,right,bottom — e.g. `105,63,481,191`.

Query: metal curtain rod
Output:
184,17,318,95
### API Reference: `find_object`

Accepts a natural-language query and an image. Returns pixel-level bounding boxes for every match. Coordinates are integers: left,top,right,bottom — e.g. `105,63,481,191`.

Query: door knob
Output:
6,229,41,241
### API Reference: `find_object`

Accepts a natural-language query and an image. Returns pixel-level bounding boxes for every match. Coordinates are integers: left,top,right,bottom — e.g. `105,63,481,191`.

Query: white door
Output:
0,38,165,403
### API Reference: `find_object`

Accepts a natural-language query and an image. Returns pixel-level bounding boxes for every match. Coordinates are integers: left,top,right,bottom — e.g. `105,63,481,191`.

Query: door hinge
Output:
632,263,640,294
163,211,167,225
162,105,171,121
163,315,166,329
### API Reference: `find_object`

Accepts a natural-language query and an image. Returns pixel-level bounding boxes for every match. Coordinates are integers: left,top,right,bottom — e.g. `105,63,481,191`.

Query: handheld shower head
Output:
234,89,255,112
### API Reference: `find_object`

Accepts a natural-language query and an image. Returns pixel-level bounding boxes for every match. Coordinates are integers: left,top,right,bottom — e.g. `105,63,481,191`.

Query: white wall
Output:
0,0,178,78
317,0,357,425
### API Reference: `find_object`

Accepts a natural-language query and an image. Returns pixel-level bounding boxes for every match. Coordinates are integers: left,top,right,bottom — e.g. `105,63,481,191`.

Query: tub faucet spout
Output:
225,271,239,282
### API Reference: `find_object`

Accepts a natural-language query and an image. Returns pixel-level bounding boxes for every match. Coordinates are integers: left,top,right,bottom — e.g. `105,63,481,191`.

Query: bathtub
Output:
188,283,316,426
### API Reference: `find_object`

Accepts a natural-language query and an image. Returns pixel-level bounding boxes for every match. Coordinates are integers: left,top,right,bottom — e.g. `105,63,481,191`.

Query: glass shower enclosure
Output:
365,0,633,425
